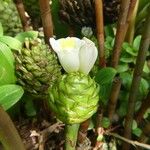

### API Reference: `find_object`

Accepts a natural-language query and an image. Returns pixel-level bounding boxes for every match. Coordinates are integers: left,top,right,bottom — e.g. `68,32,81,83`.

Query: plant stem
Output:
39,0,53,45
107,77,122,123
111,0,131,68
77,119,90,145
13,0,30,31
111,0,137,68
0,106,25,150
135,91,150,124
106,132,150,150
94,0,106,67
65,124,80,150
122,12,150,150
125,0,139,44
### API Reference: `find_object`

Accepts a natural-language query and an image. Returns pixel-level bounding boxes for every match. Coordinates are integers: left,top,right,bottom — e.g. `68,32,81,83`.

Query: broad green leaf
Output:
0,42,16,84
0,41,14,66
15,31,39,43
120,53,135,63
133,35,142,50
117,63,129,73
122,43,137,56
0,22,3,36
0,65,16,85
99,83,112,105
95,67,117,85
0,84,24,110
0,36,22,51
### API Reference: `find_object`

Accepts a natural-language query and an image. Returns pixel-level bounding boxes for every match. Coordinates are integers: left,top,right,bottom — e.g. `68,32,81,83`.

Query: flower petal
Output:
49,38,61,53
79,37,98,75
50,37,85,73
57,50,80,73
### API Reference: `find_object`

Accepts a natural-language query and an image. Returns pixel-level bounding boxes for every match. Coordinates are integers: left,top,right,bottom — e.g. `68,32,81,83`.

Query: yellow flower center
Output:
60,38,75,49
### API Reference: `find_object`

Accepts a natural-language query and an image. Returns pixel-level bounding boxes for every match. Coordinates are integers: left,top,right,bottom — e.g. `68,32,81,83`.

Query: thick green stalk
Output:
122,11,150,150
0,106,25,150
65,124,80,150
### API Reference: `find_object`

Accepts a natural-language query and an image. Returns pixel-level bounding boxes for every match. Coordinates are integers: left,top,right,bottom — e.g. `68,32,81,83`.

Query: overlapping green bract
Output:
15,38,61,97
48,72,100,124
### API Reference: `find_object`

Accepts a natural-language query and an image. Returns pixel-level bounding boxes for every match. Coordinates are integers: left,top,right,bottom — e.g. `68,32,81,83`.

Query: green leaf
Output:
104,25,114,37
132,120,137,130
15,31,39,43
120,72,132,91
0,36,22,51
0,22,3,36
99,83,112,105
0,84,24,110
132,128,142,137
101,117,111,128
122,42,138,56
95,67,117,85
117,63,129,73
0,42,16,84
143,62,150,73
0,41,14,67
120,53,135,63
133,35,142,50
139,78,149,96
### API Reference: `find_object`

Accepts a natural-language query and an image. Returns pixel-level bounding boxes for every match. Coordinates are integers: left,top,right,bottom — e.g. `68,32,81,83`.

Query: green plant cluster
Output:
0,0,23,36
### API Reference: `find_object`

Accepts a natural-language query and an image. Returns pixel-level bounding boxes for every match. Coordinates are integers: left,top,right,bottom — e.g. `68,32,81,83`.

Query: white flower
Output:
49,37,98,75
79,37,98,74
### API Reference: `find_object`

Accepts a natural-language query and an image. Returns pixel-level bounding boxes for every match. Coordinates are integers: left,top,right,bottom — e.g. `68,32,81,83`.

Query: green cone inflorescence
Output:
48,72,99,124
15,38,61,97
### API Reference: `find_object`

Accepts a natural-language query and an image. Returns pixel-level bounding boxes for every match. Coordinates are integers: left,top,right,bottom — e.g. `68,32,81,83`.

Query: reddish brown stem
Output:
39,0,53,45
111,0,131,68
77,119,90,145
108,77,122,123
135,91,150,124
95,0,106,67
13,0,30,31
122,12,150,150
